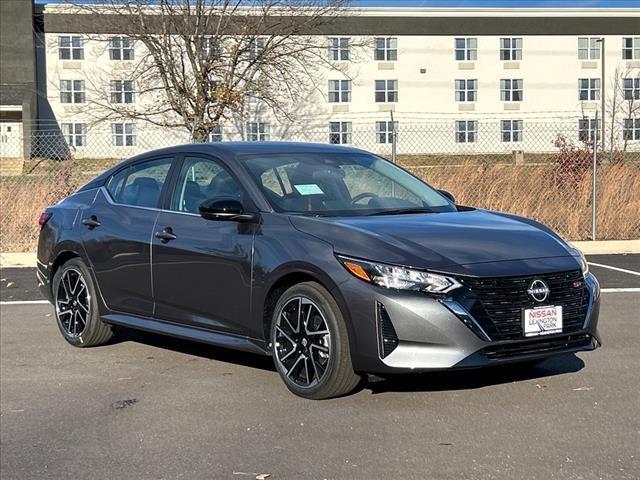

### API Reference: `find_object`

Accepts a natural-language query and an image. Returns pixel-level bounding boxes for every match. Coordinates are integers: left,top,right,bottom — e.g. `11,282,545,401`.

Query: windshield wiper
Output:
367,208,437,216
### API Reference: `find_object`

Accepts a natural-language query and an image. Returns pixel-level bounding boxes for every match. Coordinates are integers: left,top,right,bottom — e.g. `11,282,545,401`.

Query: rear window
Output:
107,158,172,208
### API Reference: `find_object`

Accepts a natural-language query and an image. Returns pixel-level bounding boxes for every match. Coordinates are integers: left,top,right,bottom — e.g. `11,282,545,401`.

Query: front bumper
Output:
342,272,601,374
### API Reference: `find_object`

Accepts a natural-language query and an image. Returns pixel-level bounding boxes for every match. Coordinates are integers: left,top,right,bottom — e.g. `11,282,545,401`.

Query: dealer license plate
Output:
523,306,563,337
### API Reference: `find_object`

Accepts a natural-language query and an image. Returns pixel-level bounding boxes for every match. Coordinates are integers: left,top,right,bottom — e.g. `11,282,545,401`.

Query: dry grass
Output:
1,160,639,252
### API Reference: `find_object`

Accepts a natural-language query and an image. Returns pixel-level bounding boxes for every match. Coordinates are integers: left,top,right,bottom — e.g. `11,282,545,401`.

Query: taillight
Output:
38,212,52,227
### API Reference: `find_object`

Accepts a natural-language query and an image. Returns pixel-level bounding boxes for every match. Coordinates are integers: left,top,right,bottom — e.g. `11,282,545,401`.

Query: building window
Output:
579,78,600,101
202,37,222,61
208,125,223,142
376,121,397,144
501,120,523,142
500,79,523,102
374,37,397,61
455,121,477,143
500,37,522,60
109,36,134,60
329,122,352,144
455,79,477,102
623,78,640,100
60,80,85,104
328,37,350,61
247,122,269,141
455,38,477,61
58,35,83,60
110,80,135,104
247,37,266,61
578,37,601,60
112,123,136,147
328,80,351,103
623,118,640,141
622,37,640,60
578,118,600,143
375,80,398,103
61,123,86,147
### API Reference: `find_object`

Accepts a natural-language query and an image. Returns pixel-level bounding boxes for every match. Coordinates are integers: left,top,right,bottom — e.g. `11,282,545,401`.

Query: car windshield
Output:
242,152,456,216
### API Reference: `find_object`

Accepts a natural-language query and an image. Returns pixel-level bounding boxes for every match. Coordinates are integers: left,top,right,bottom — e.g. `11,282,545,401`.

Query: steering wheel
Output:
351,192,380,205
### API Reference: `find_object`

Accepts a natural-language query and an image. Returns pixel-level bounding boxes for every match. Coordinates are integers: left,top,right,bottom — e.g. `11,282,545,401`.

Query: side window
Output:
107,158,172,208
260,166,293,198
171,156,243,214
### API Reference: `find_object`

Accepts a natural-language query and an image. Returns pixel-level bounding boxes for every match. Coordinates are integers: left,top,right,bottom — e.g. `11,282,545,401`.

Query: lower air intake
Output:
377,302,399,359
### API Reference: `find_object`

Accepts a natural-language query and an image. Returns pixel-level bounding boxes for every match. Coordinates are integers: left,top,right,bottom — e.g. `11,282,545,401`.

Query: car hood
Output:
289,209,580,275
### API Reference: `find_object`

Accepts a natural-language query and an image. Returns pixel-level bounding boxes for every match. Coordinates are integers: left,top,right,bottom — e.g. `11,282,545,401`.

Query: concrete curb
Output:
1,240,639,268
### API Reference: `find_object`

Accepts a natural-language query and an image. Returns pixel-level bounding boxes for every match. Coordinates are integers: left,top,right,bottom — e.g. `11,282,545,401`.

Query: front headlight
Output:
573,249,589,276
337,255,462,294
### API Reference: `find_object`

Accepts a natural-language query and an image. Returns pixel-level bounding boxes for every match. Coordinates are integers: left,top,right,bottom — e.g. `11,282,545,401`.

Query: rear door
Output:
151,155,255,335
81,157,174,316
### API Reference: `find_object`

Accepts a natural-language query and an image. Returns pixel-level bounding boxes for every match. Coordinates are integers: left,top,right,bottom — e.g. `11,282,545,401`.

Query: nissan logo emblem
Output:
527,279,550,303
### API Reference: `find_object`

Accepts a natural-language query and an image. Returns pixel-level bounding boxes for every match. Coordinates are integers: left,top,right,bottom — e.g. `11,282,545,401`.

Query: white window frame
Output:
328,37,350,61
247,122,270,141
376,121,397,144
208,125,223,142
58,35,83,60
374,80,398,103
622,37,640,60
578,37,601,60
579,78,600,101
109,36,135,61
455,120,477,144
455,37,477,61
60,80,85,104
500,79,523,102
328,80,351,103
501,120,523,143
500,37,522,61
623,78,640,100
374,37,397,61
61,123,86,147
578,118,600,143
110,80,135,104
247,37,266,61
623,118,640,141
329,121,352,145
202,37,222,61
455,79,477,102
112,123,136,147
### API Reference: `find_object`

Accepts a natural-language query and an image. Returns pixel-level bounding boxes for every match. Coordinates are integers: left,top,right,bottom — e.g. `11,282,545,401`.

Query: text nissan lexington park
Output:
37,143,601,399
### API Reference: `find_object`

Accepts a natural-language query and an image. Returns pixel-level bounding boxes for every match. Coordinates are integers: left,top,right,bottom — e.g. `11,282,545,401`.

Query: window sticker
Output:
294,184,324,195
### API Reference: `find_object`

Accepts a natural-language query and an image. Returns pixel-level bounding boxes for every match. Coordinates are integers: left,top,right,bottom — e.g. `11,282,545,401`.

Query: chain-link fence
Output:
1,119,639,252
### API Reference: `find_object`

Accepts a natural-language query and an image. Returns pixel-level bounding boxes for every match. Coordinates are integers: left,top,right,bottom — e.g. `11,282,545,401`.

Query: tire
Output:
52,258,113,347
270,281,360,399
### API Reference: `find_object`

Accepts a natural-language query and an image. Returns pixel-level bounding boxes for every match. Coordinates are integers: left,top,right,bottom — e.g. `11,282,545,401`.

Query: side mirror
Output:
198,198,259,223
438,189,456,204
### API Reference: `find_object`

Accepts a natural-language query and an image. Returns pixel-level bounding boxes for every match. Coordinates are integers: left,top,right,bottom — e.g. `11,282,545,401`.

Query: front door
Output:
81,157,173,317
151,155,255,335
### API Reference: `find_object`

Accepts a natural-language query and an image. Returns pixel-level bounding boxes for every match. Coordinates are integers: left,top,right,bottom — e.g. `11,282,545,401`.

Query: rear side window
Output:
107,158,172,208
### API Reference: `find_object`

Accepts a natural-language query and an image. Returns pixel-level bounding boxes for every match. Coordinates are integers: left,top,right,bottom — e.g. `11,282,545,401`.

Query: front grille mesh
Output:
481,334,593,359
460,270,590,342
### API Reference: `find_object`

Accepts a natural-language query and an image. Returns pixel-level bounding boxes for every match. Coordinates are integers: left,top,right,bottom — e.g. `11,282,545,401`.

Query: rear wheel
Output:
271,282,360,399
53,258,112,347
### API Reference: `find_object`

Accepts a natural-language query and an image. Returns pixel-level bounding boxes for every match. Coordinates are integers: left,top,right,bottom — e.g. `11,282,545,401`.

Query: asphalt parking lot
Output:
1,255,639,479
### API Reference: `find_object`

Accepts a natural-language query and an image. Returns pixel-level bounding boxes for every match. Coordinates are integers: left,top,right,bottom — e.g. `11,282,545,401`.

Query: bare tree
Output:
606,65,640,159
67,0,355,141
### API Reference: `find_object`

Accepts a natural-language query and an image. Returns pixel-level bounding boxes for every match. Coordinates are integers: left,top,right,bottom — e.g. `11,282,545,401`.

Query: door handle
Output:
155,227,177,243
81,215,101,229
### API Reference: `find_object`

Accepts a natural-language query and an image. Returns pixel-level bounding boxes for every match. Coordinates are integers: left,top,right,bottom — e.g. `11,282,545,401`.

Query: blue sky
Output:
32,0,640,6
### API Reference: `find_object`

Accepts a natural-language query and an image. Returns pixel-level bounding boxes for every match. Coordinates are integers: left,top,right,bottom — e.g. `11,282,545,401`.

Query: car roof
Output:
130,141,367,160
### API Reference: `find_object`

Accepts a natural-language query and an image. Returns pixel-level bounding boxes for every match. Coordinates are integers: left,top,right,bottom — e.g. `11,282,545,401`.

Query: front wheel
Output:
271,282,360,399
52,258,113,347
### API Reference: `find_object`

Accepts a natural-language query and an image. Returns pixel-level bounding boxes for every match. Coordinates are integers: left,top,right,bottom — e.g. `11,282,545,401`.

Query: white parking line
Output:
0,300,50,305
601,288,640,293
588,262,640,277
